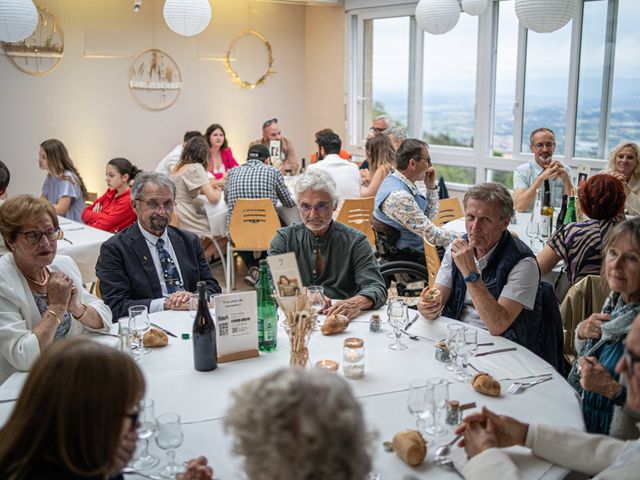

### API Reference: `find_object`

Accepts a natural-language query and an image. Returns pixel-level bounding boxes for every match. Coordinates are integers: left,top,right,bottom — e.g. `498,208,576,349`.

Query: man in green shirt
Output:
268,169,387,319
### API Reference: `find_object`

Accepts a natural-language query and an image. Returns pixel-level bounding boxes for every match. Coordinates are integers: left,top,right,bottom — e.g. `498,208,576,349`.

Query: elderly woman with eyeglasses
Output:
0,195,111,384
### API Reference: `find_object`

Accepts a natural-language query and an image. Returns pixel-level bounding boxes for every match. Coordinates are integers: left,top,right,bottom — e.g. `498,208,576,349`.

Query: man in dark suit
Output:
96,172,221,320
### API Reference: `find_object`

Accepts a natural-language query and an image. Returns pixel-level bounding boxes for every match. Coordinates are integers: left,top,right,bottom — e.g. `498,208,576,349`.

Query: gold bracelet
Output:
46,309,61,326
72,303,88,321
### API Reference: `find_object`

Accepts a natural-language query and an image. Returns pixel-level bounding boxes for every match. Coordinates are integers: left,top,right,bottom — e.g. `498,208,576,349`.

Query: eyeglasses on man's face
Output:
369,126,387,134
300,201,331,215
533,142,555,149
263,118,278,129
17,228,61,245
137,199,176,212
415,156,432,165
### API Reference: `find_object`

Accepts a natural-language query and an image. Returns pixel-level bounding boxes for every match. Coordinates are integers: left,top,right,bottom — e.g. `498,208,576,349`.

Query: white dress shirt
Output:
307,154,361,210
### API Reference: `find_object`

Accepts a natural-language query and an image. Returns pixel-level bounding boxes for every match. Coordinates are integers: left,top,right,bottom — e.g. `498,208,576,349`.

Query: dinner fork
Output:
507,376,552,395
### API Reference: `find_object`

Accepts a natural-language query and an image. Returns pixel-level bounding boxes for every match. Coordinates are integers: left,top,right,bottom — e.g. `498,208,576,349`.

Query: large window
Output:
347,0,640,187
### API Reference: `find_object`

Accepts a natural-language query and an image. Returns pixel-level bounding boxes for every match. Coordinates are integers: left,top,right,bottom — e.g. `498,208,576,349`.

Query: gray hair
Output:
463,182,513,221
224,368,372,480
130,172,176,201
294,169,340,206
388,126,407,142
374,114,391,129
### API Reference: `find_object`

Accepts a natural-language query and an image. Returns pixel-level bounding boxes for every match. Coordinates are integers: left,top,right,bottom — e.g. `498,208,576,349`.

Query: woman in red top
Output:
82,158,140,233
205,123,238,188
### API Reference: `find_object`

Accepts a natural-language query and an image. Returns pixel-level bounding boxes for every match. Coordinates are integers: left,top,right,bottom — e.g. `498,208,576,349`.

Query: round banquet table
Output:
57,216,113,283
0,307,584,479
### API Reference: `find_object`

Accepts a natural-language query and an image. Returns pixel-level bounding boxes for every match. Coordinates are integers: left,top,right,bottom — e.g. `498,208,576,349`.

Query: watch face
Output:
465,272,480,283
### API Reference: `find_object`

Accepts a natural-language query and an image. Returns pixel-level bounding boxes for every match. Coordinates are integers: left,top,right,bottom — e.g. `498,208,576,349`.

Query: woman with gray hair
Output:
225,368,372,480
604,141,640,216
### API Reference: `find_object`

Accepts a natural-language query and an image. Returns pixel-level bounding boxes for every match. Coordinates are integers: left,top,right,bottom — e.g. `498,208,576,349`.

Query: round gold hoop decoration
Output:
128,48,182,111
224,30,275,90
1,4,64,76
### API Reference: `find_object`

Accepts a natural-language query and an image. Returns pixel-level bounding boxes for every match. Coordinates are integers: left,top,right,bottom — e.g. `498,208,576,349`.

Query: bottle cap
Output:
181,333,190,340
259,259,268,267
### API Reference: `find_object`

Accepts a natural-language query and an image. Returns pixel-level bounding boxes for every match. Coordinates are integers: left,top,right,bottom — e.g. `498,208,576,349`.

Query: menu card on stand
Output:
576,165,590,188
267,252,303,310
214,291,259,363
270,140,282,168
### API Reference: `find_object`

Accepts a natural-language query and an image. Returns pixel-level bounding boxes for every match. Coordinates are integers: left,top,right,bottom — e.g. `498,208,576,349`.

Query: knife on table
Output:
475,347,517,357
405,313,420,331
150,322,177,338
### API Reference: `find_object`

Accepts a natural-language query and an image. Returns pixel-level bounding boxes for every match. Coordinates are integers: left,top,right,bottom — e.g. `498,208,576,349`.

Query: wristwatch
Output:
464,272,481,284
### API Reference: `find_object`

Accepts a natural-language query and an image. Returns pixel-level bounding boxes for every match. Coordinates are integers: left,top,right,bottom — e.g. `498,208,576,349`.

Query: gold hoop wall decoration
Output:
1,4,64,76
128,48,182,111
223,30,275,90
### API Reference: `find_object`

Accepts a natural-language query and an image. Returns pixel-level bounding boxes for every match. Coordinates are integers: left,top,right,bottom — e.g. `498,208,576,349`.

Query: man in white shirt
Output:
307,132,360,212
457,314,640,479
155,130,202,176
513,127,574,212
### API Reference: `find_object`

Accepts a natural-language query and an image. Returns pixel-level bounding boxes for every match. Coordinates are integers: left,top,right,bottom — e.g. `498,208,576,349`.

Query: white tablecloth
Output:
0,307,584,479
57,217,113,283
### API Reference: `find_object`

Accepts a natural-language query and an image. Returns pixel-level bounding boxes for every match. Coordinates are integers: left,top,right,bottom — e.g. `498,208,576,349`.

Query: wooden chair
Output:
336,197,375,248
170,211,179,227
433,197,464,227
226,199,281,293
423,239,440,288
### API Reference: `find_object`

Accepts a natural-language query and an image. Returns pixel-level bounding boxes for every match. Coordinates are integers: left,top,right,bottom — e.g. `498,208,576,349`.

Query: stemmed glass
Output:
129,305,151,357
407,380,429,434
131,398,159,471
307,286,325,325
525,217,539,248
388,299,409,351
425,377,449,437
445,324,464,372
455,328,478,382
155,413,184,478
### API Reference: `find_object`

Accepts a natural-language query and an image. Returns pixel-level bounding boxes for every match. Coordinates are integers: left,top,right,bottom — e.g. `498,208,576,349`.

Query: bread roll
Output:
471,373,501,397
143,328,169,347
392,430,427,467
321,314,349,335
420,287,441,304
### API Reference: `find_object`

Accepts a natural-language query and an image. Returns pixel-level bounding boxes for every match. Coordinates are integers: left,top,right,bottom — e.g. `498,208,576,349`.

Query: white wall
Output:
0,0,346,198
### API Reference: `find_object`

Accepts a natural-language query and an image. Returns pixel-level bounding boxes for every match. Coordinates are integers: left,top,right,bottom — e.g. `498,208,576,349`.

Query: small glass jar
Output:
435,340,451,363
118,322,132,355
343,337,365,379
315,359,339,372
446,400,462,425
369,314,381,333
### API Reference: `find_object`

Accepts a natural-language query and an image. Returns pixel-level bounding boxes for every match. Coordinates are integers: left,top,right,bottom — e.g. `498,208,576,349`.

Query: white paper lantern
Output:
461,0,489,16
415,0,460,35
515,0,577,33
0,0,38,43
163,0,211,37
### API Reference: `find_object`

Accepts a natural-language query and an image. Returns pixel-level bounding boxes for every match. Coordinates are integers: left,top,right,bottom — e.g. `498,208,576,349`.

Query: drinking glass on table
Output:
525,217,539,248
386,297,403,338
455,328,478,382
425,377,449,436
128,305,151,357
444,324,463,372
388,299,409,351
407,379,429,434
188,293,198,319
131,398,159,471
155,412,184,478
307,286,325,312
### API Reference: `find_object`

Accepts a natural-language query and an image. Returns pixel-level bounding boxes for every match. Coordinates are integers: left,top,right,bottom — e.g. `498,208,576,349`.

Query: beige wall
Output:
0,0,346,198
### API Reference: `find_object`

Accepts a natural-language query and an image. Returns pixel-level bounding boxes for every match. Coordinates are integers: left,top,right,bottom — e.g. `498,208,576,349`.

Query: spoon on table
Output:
434,433,462,458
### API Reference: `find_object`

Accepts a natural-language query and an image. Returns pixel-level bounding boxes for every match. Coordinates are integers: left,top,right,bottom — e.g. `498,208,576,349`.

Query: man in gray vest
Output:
373,138,457,264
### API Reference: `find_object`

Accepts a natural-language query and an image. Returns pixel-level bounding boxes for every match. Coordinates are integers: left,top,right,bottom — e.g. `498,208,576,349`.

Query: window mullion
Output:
408,16,423,139
600,0,619,158
513,22,528,155
565,0,584,162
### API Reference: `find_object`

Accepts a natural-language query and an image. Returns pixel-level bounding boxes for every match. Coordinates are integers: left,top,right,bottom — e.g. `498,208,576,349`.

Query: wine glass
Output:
455,328,478,382
388,299,409,351
128,305,151,357
307,286,325,320
525,217,539,248
187,293,198,319
131,398,159,471
444,324,464,372
385,297,403,338
407,380,429,434
155,412,184,478
425,377,449,436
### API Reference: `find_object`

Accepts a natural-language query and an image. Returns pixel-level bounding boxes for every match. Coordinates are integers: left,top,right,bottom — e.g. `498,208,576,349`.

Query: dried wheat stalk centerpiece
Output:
276,291,318,368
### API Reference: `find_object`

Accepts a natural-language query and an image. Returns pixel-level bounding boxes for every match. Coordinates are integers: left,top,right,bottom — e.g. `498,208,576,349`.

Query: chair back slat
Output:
229,199,281,250
433,197,464,227
336,197,375,247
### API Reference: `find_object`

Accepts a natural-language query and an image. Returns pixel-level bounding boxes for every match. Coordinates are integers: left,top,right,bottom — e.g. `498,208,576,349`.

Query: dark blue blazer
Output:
96,223,221,320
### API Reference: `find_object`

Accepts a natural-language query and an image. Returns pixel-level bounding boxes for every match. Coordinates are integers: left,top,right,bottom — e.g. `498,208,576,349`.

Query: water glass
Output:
525,217,539,248
407,380,429,433
388,299,409,351
187,293,198,319
425,377,449,436
155,413,184,478
307,286,325,314
455,328,478,382
128,305,151,356
444,324,464,372
131,398,159,471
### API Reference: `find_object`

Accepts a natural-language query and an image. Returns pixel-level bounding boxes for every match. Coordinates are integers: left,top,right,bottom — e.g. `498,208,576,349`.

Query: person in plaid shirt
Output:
224,144,296,285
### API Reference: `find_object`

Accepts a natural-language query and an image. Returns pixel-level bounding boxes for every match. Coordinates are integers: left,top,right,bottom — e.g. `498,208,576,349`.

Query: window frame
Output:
346,0,627,190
